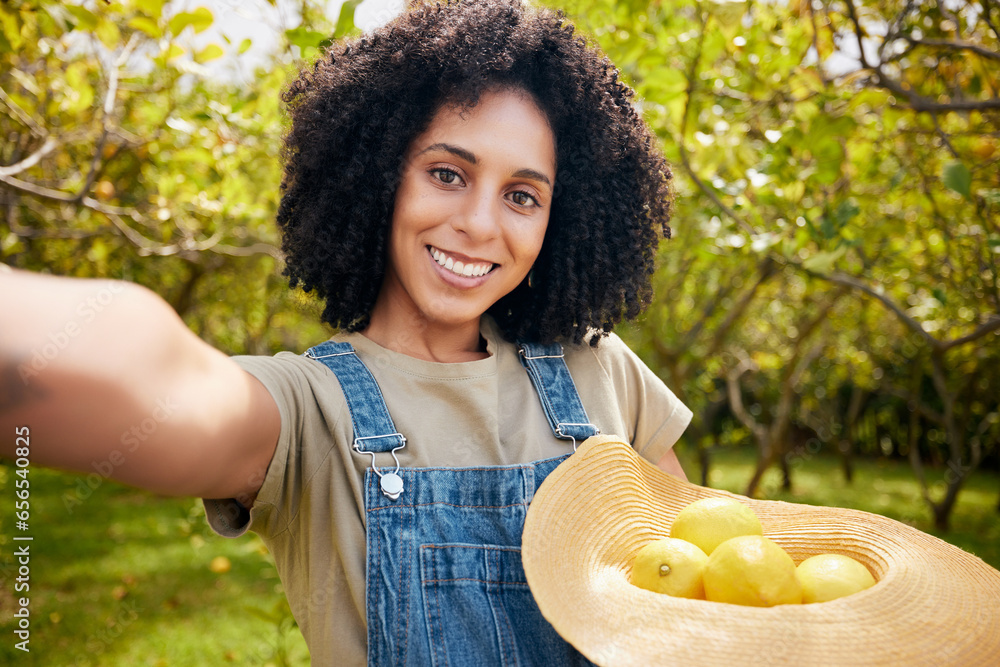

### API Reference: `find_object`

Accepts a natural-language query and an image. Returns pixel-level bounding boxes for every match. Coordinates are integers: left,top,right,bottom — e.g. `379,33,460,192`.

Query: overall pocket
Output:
419,543,594,667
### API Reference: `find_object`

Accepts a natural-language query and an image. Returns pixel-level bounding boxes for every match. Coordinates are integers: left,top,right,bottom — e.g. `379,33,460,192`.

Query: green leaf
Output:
65,5,99,31
817,199,859,239
0,7,21,51
812,139,845,184
644,68,687,95
63,62,95,113
194,43,224,63
707,0,746,29
2,231,25,256
95,17,121,49
285,27,329,50
942,161,972,199
801,246,846,274
164,43,185,60
168,7,214,36
89,239,110,263
135,0,166,20
128,16,162,38
334,0,361,39
819,214,837,240
833,199,860,227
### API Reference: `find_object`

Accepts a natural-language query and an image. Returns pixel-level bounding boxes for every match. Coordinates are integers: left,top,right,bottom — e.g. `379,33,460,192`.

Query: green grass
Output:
0,467,309,667
1,450,998,666
676,446,1000,570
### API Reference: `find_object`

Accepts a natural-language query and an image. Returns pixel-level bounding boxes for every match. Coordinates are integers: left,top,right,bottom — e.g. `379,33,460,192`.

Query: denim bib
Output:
305,340,599,666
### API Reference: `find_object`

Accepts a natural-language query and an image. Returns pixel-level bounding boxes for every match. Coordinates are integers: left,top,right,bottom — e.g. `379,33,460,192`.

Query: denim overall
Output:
304,340,599,666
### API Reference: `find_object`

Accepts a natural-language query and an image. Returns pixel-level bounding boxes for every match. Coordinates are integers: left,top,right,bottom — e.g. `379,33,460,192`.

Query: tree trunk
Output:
745,455,769,498
933,478,963,532
780,452,792,492
169,259,208,318
840,385,867,484
698,442,712,488
839,439,854,483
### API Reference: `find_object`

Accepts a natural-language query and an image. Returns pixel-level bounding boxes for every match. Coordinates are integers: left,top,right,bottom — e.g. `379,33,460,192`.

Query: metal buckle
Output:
353,434,407,500
555,423,600,451
518,348,565,360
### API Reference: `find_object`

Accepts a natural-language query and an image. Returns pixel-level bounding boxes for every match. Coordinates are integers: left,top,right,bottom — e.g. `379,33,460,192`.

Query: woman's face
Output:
378,88,557,334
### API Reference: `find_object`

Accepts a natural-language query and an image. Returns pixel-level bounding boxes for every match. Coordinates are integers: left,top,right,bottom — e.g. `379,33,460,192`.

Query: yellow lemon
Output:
797,554,876,603
703,535,803,606
670,497,763,555
629,537,708,599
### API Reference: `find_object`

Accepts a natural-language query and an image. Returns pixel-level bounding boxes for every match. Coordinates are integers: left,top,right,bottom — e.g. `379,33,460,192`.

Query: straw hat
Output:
522,435,1000,666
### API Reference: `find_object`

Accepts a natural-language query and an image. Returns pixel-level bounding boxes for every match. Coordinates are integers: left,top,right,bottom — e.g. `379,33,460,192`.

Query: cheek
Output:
521,222,549,262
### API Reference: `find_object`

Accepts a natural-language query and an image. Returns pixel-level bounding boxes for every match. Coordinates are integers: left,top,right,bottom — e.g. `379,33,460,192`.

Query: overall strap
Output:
303,342,405,453
517,342,599,447
303,341,406,499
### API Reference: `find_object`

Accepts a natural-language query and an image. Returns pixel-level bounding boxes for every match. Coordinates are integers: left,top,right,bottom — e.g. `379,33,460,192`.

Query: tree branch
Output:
942,316,1000,351
210,242,283,261
809,270,937,347
76,34,139,204
843,0,1000,113
702,259,776,358
677,6,756,236
0,136,59,177
904,36,1000,62
982,0,1000,43
883,384,945,426
0,86,45,137
725,356,767,443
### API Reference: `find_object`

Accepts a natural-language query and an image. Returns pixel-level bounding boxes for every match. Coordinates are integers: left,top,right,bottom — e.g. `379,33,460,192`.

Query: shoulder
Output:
231,348,349,391
229,348,351,426
232,350,328,380
563,330,646,379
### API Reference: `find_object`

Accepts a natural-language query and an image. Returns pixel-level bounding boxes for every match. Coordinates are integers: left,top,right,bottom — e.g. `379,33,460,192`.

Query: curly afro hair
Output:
277,0,672,345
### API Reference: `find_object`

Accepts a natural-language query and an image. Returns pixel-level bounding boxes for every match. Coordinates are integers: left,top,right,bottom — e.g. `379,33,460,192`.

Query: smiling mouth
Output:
428,246,496,278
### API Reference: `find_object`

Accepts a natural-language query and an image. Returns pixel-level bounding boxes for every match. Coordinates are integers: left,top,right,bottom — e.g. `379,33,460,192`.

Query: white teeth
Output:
429,246,493,278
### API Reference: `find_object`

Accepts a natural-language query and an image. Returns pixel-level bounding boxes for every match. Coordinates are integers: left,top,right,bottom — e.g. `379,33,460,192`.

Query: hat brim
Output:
522,435,1000,666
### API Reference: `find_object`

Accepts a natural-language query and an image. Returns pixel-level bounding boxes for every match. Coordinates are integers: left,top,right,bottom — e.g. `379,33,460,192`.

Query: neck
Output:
362,309,488,363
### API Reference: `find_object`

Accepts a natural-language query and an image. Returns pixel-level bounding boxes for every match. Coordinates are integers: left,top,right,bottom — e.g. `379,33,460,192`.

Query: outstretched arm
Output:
0,268,279,503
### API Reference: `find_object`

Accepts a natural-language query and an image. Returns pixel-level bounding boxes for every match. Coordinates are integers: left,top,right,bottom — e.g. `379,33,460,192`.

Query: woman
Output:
1,1,690,664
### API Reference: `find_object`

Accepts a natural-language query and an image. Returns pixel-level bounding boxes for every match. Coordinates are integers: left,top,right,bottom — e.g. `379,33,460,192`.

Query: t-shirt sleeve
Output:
591,334,693,465
202,353,311,539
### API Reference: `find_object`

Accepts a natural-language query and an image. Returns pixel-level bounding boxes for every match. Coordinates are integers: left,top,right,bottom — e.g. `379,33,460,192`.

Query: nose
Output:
452,186,502,241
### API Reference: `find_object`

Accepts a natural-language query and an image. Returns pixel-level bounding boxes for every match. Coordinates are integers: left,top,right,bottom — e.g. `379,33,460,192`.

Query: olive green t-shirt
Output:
203,316,691,666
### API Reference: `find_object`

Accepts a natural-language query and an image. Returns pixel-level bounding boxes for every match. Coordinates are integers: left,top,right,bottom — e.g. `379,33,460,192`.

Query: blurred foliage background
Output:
1,0,998,664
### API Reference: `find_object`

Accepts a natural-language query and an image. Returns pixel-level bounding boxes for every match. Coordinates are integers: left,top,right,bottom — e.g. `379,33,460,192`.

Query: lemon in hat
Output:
670,497,763,555
629,537,708,599
797,553,876,603
704,535,803,606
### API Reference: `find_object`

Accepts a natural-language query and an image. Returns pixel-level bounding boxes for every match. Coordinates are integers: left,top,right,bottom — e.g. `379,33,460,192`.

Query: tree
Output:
553,0,999,524
0,0,331,354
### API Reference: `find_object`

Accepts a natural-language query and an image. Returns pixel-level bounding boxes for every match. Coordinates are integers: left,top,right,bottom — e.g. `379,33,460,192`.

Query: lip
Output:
426,245,497,288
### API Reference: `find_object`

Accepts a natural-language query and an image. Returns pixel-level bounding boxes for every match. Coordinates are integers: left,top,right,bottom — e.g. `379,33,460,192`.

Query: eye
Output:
509,190,539,207
431,168,463,185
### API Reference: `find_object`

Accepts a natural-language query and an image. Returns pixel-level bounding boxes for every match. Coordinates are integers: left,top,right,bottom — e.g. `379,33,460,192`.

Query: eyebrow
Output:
417,142,552,188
